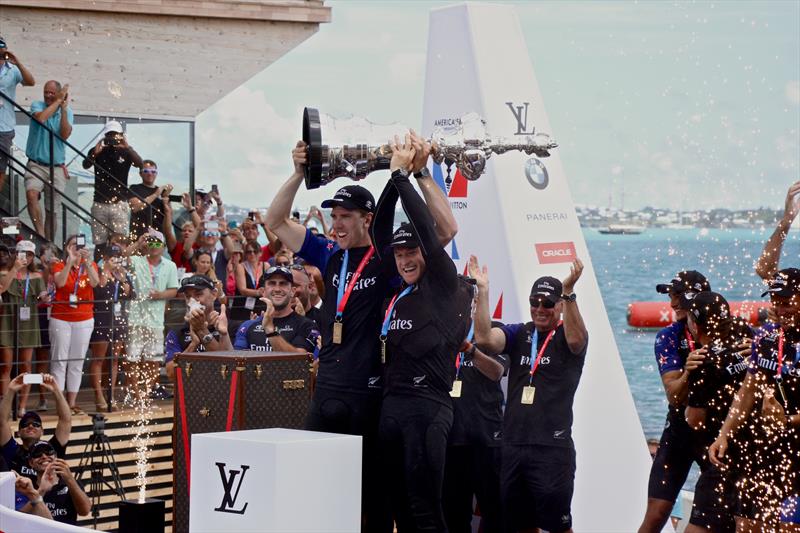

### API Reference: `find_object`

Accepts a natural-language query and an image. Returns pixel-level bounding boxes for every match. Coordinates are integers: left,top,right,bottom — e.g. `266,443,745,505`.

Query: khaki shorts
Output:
91,200,131,245
24,159,68,193
126,325,165,362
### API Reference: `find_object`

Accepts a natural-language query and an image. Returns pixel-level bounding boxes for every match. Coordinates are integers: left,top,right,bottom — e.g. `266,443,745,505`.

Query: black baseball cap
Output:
389,223,420,249
29,441,56,458
261,265,293,284
320,185,375,213
19,411,42,428
686,291,730,327
761,268,800,298
656,270,710,295
530,276,563,304
178,274,216,293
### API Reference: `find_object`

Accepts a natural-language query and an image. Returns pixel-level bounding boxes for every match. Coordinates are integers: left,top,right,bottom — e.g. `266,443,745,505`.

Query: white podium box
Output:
189,428,362,533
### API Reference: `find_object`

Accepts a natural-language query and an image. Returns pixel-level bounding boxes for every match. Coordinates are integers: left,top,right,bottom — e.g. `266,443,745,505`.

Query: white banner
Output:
423,4,651,529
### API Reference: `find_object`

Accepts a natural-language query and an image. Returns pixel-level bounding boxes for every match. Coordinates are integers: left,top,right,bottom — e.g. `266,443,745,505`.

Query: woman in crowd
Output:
89,241,134,411
50,234,100,415
0,240,48,414
191,248,227,306
33,243,59,410
230,240,266,328
226,243,243,297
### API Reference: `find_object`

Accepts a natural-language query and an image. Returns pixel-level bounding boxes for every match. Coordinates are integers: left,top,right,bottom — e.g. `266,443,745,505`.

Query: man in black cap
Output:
164,274,233,366
265,134,456,531
710,268,800,529
233,265,319,353
639,270,711,532
0,373,71,483
470,255,587,533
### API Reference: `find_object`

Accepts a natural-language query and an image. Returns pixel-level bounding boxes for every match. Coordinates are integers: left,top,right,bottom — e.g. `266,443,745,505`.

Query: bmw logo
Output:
525,158,549,190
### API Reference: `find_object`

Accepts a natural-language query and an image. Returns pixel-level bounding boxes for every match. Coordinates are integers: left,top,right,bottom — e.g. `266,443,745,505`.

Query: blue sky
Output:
195,1,800,212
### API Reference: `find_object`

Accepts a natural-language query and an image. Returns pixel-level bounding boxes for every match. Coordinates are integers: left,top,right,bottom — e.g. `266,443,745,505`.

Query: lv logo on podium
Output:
214,462,250,514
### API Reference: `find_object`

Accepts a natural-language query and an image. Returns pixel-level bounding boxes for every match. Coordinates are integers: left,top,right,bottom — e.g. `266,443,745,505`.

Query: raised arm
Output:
755,181,800,280
33,84,68,124
409,130,457,246
0,375,24,445
467,255,508,355
370,179,400,260
264,141,308,252
561,259,588,355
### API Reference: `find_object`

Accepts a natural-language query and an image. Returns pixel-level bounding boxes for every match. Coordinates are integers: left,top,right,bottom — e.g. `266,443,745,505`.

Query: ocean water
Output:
584,226,800,438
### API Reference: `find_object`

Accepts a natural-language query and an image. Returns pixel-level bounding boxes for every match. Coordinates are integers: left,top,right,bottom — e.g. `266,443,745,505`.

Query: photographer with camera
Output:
83,121,143,257
1,373,71,483
0,35,35,194
0,240,48,412
50,234,100,414
129,159,173,239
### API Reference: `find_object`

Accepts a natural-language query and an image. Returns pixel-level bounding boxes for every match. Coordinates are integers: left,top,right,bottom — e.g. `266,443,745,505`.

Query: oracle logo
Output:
535,242,577,264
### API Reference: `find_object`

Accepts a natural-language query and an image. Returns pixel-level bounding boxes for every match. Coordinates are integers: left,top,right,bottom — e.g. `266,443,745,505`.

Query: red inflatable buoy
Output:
627,301,771,328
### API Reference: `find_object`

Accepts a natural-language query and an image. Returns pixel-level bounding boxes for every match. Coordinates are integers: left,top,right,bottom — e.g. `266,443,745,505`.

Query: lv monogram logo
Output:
505,101,534,135
214,462,250,514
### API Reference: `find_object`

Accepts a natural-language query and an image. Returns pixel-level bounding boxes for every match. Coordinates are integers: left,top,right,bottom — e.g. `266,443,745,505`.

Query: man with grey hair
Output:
24,80,73,238
0,36,35,194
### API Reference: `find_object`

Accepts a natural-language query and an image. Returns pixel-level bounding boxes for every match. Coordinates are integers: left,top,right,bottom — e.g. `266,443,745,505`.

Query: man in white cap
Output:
24,80,73,239
124,228,178,393
82,121,143,258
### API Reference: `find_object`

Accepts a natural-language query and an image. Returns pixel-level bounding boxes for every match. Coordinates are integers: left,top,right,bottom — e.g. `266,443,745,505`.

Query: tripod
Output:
76,413,125,529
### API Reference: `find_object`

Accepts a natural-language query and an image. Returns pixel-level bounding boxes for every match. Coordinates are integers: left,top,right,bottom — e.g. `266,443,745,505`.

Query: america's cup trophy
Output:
301,107,558,189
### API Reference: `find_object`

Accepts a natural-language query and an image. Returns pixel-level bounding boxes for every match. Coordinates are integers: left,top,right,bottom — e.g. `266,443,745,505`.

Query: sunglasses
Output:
20,421,42,429
141,168,158,175
266,265,292,277
529,297,556,309
245,249,259,255
29,447,55,459
146,240,164,248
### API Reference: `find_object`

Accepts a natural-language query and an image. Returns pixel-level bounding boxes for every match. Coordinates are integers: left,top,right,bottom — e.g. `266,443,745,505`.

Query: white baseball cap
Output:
16,240,36,253
101,120,123,135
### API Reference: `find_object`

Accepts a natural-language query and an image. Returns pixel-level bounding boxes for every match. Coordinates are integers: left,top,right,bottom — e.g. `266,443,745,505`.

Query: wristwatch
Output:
391,168,410,179
561,293,577,303
265,331,280,338
201,333,215,345
413,167,431,179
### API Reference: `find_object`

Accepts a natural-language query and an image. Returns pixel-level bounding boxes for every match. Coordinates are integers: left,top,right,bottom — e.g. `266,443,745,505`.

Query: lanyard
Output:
380,285,413,338
148,261,160,289
685,330,695,352
777,330,785,382
455,322,476,380
18,272,30,302
72,264,84,296
244,262,261,288
335,246,375,321
528,322,561,385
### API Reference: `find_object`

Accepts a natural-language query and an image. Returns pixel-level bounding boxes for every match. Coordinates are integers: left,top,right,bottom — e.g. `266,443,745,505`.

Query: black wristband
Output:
265,330,280,338
391,169,410,180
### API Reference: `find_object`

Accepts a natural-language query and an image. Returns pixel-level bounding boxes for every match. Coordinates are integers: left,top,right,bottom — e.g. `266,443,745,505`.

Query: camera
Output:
168,194,182,203
104,135,122,147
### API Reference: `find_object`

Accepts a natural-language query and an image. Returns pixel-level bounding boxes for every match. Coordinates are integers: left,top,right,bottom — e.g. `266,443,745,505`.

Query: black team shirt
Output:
297,232,396,394
500,323,587,448
234,312,319,351
372,173,471,406
2,435,67,483
82,146,135,203
449,347,509,446
129,183,166,237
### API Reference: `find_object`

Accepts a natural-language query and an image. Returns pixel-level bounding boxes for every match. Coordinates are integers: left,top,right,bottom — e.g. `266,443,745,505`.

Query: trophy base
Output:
303,107,324,189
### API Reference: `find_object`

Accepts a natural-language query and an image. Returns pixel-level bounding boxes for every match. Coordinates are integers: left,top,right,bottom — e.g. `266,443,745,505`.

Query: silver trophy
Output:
302,107,558,189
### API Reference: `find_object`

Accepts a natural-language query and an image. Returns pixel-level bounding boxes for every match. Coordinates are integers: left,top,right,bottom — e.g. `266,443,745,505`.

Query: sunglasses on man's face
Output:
141,168,158,175
29,448,55,459
20,421,42,429
529,297,556,309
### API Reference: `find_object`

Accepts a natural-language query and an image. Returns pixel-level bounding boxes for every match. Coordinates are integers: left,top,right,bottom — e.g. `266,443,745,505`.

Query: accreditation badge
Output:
19,306,31,321
332,321,343,344
450,380,462,398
